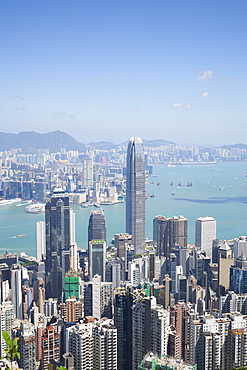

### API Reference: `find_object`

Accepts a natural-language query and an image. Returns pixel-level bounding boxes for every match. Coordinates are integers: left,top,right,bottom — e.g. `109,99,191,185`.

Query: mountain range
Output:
0,130,246,153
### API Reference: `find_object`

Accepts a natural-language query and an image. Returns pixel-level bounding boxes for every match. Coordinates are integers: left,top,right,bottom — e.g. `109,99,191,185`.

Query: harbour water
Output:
1,161,247,257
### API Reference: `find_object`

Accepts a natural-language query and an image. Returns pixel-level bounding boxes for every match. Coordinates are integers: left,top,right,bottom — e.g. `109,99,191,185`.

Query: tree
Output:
2,331,20,370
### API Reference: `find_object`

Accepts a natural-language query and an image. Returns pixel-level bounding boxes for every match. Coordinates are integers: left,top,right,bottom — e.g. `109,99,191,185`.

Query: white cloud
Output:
54,111,75,118
198,70,214,82
172,103,191,109
202,92,209,98
10,96,24,100
126,106,142,112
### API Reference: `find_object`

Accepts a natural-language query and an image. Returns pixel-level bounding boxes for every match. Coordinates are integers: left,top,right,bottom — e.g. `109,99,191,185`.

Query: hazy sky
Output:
0,1,246,146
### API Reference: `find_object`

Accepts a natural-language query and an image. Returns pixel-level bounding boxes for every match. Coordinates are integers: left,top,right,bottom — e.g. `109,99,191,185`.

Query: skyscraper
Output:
36,221,46,262
126,137,146,255
195,216,216,260
45,188,70,300
88,209,107,280
83,158,93,188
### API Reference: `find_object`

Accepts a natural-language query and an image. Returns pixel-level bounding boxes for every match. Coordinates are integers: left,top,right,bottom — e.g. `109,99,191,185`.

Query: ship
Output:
170,181,173,186
157,182,161,185
15,234,27,238
25,203,45,214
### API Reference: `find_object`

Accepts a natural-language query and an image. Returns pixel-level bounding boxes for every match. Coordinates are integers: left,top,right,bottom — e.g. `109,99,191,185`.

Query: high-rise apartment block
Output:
126,137,146,255
132,296,169,370
41,326,60,370
67,317,117,370
45,188,71,300
195,216,216,260
17,321,36,370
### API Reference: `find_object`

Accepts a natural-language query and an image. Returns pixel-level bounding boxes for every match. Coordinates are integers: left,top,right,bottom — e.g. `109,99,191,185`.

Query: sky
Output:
0,0,247,146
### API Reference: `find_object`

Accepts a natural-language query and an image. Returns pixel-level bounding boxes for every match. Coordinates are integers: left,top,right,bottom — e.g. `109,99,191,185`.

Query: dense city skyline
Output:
1,1,247,146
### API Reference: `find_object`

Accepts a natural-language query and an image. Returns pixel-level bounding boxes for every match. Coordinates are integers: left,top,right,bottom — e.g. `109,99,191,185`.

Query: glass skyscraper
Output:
126,137,146,255
45,188,70,301
88,209,107,280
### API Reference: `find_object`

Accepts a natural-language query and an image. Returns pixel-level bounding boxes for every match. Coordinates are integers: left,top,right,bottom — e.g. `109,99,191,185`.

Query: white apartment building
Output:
67,317,117,370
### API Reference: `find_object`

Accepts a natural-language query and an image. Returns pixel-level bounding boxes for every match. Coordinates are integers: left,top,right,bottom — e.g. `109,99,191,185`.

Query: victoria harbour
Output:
1,161,247,257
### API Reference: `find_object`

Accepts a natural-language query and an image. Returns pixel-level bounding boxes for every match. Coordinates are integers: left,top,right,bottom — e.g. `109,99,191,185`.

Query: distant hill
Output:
87,141,119,150
220,143,247,150
142,139,176,147
0,130,85,153
121,138,176,147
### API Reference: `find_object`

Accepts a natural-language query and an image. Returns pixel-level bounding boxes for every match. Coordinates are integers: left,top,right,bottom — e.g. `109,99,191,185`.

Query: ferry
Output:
25,203,45,214
19,252,37,263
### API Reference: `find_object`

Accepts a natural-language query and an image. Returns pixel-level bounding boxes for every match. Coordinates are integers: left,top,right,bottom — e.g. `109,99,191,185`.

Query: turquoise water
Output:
1,162,247,256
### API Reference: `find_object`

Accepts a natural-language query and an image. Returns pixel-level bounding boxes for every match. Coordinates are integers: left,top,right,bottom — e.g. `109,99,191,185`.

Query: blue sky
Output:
0,0,246,146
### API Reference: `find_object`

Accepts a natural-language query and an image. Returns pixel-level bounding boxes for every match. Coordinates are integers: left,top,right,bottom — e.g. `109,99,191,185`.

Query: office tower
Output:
138,353,197,370
84,275,113,320
67,317,117,370
17,321,36,370
195,251,210,288
41,326,60,370
36,221,46,262
132,297,170,370
88,209,107,280
218,241,234,295
126,137,146,255
234,236,247,263
169,216,188,252
45,188,70,300
230,254,247,294
83,158,93,188
70,243,78,271
70,208,76,245
0,301,14,359
11,264,23,319
106,259,121,288
115,233,132,259
34,181,46,202
114,288,133,370
153,215,169,257
88,208,106,241
195,216,216,260
60,298,83,322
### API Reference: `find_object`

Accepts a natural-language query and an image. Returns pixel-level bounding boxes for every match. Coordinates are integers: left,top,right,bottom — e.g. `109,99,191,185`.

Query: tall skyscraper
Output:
126,137,146,255
45,188,70,300
88,209,107,280
36,221,46,262
195,216,216,260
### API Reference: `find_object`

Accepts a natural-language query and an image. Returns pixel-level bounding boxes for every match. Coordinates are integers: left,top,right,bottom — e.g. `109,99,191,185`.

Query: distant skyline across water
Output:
1,162,247,257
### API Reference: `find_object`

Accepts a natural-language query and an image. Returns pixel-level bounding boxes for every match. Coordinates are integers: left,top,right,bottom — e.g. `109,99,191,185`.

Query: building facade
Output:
126,137,146,255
